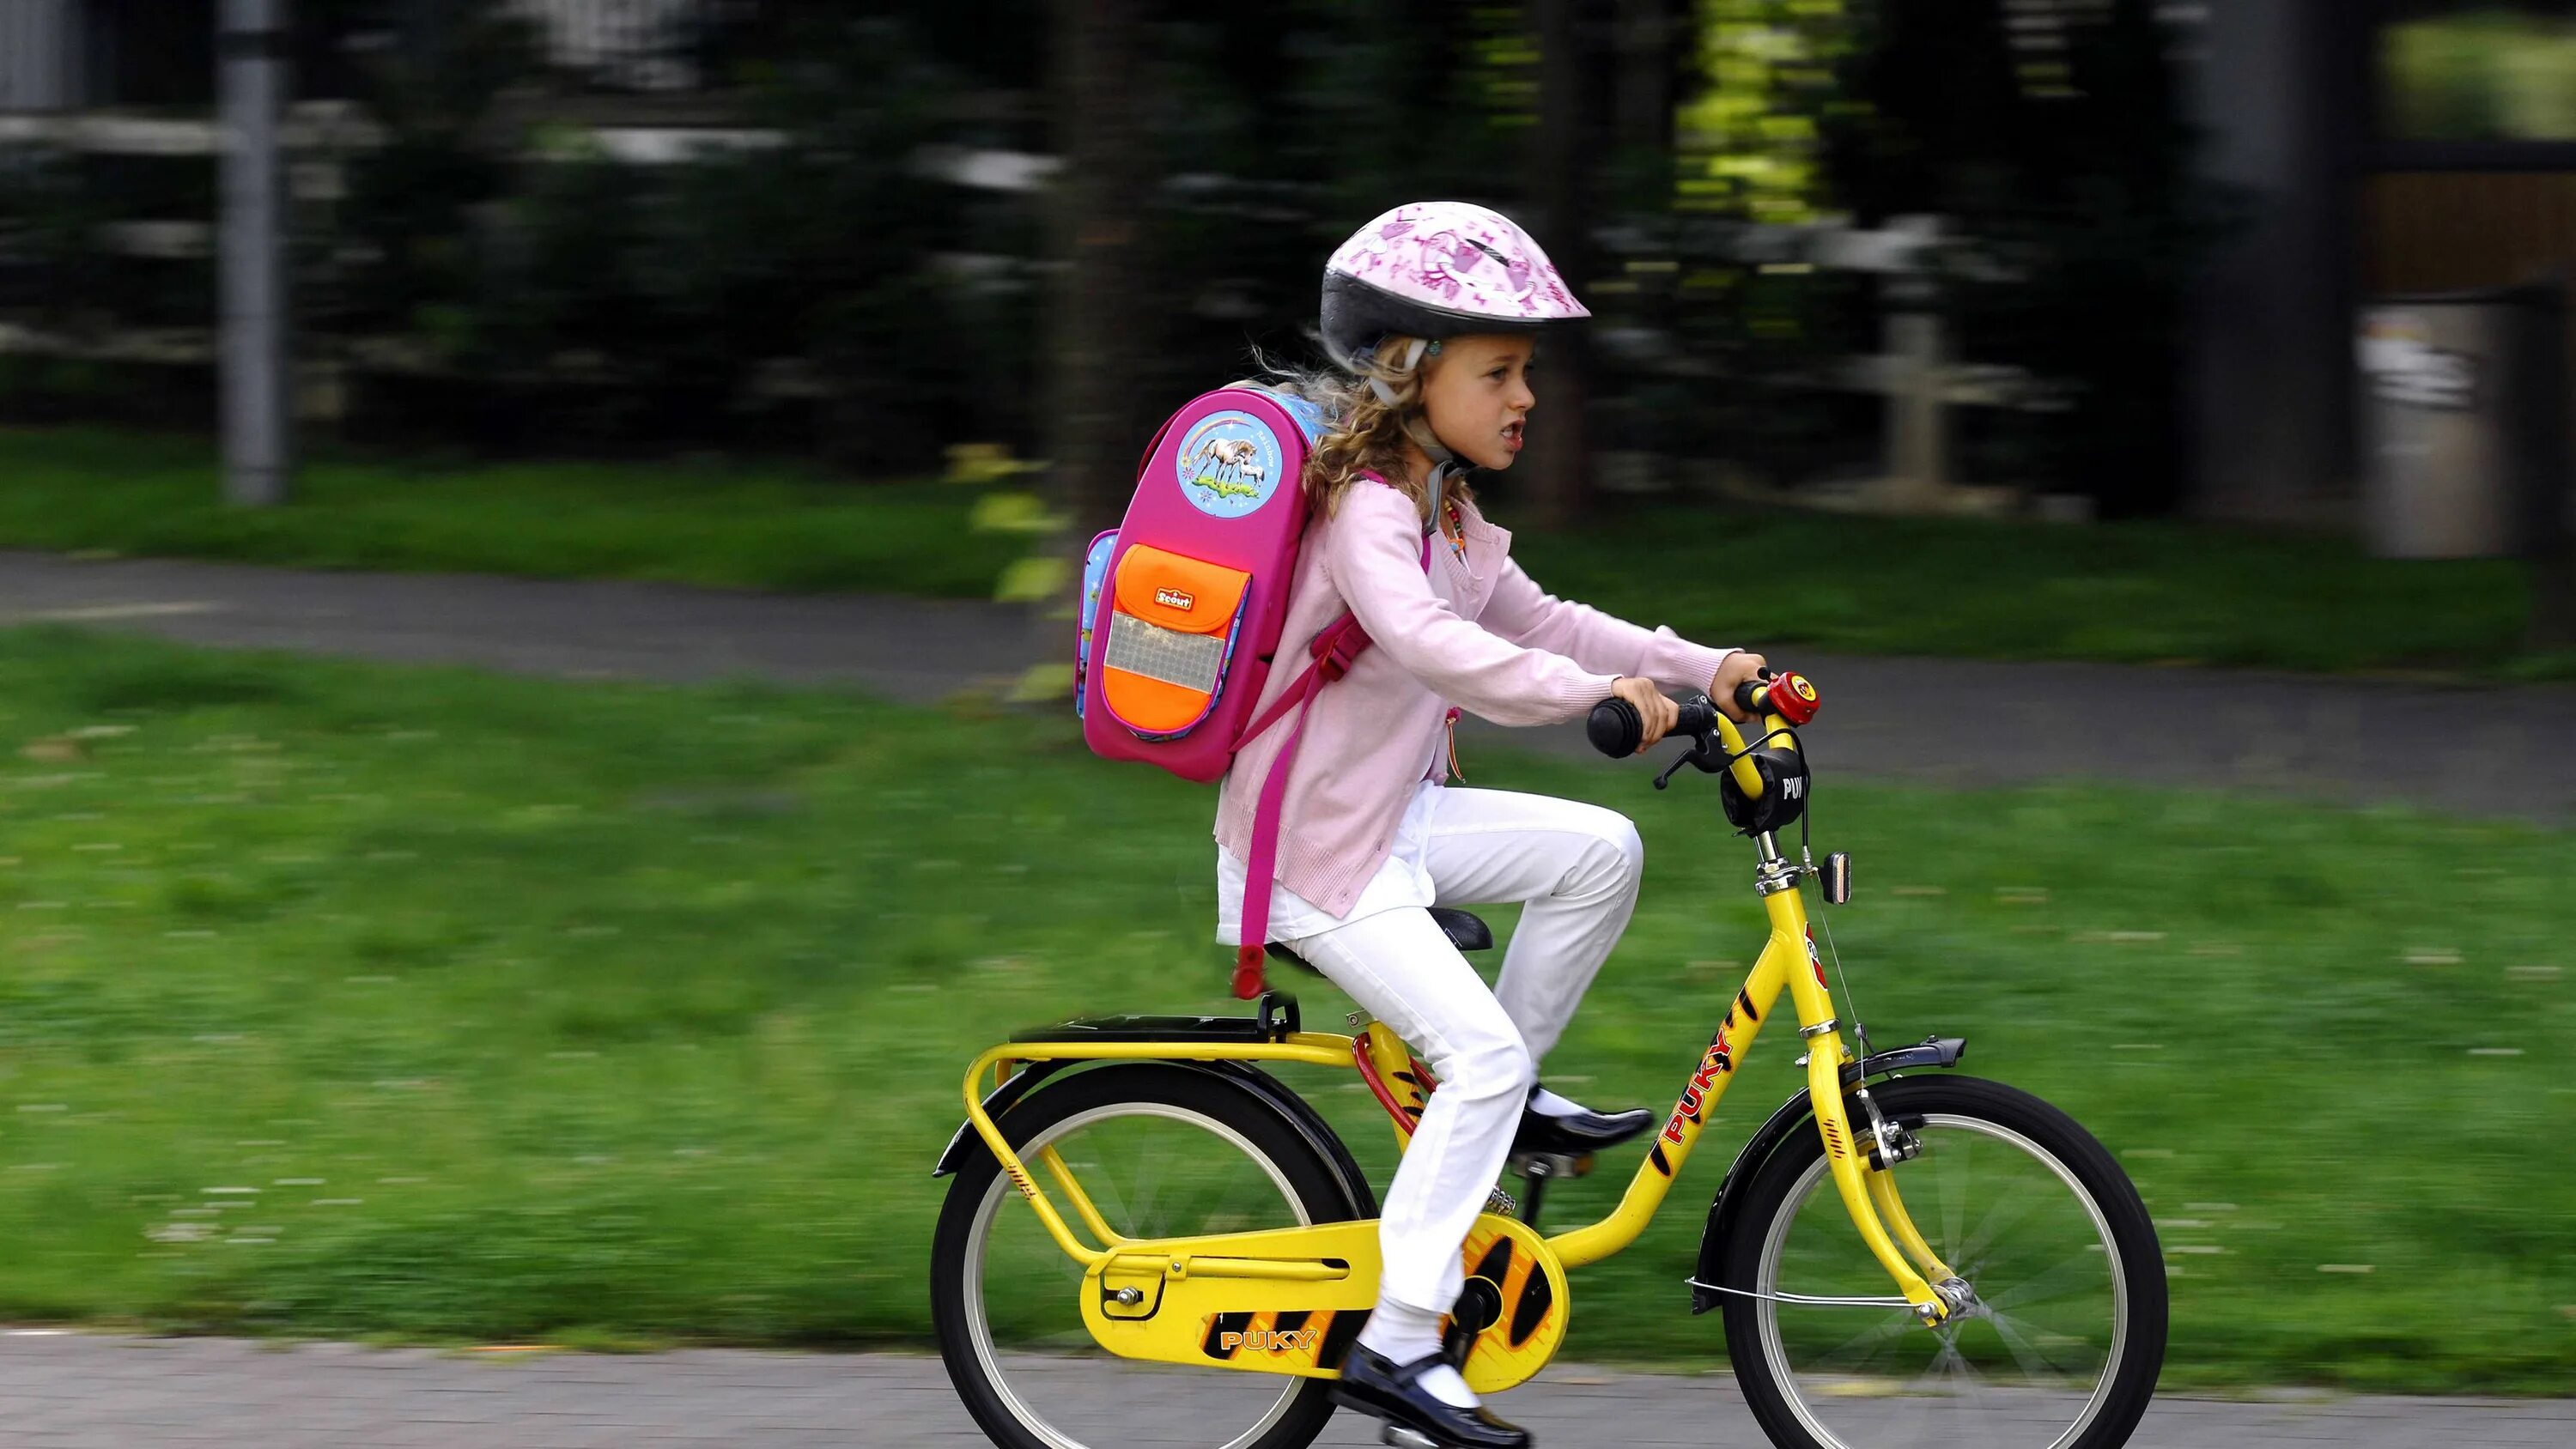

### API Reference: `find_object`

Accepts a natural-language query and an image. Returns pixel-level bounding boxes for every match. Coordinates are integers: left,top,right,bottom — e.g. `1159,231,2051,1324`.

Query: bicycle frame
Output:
953,708,1961,1327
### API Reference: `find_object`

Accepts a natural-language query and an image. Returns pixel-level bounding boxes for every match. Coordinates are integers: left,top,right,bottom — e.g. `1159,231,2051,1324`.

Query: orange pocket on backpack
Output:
1100,545,1252,738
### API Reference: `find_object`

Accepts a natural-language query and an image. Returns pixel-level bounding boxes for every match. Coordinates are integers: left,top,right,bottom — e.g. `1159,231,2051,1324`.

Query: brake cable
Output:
1654,720,1797,791
1794,732,1892,1161
1675,712,1874,1058
1677,700,1889,1149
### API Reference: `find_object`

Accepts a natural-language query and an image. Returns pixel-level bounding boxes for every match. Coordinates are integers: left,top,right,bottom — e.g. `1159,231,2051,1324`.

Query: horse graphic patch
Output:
1175,411,1285,519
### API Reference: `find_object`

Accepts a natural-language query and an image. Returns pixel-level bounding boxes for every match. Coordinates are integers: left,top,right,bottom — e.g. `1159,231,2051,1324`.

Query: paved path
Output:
3,1332,2569,1449
0,550,2567,820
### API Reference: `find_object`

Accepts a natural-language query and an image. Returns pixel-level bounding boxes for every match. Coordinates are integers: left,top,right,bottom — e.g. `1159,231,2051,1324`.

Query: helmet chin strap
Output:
1401,412,1456,466
1365,336,1433,409
1408,418,1469,530
1358,336,1467,505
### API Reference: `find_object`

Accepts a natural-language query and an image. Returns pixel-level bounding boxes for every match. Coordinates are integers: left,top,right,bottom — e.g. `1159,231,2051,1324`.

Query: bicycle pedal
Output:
1508,1151,1589,1180
1381,1426,1442,1449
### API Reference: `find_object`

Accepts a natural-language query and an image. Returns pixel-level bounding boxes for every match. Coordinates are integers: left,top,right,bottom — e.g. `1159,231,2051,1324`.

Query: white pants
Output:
1277,788,1643,1315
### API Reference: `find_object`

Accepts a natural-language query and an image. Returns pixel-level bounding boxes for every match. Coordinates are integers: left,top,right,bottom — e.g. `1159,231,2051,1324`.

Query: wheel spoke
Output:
1941,1340,2007,1445
1935,1129,1973,1257
1747,1102,2147,1449
1951,1173,2055,1265
1979,1243,2113,1316
1984,1306,2084,1383
949,1089,1322,1449
1810,1309,1916,1367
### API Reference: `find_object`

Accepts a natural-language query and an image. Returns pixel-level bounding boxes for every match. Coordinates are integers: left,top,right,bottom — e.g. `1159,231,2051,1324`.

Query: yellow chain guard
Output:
1076,1213,1569,1393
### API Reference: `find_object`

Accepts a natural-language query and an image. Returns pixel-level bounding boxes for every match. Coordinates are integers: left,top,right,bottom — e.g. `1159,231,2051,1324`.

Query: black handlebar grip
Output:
1588,697,1643,757
1676,694,1717,737
1733,678,1766,718
1593,694,1722,757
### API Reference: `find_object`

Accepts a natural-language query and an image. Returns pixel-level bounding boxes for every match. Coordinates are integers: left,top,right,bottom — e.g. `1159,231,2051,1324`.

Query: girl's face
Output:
1419,334,1536,471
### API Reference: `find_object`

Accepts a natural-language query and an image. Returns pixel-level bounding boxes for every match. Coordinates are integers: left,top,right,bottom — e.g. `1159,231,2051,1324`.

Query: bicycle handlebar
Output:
1587,672,1818,758
1587,670,1820,802
1584,694,1717,759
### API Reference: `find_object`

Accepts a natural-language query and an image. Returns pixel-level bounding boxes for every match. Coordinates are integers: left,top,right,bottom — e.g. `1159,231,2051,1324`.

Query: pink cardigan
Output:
1213,477,1737,919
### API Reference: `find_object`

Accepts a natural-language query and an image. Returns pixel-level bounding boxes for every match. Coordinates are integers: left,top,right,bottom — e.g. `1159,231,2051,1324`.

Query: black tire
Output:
1717,1076,2166,1449
931,1062,1363,1449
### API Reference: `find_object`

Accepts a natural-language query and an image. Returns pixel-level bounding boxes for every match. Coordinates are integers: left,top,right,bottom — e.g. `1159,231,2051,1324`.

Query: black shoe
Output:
1510,1084,1654,1156
1331,1344,1532,1449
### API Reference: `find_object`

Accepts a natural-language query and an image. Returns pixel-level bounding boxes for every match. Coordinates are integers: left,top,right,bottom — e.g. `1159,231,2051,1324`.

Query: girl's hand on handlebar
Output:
1711,652,1769,722
1608,676,1679,754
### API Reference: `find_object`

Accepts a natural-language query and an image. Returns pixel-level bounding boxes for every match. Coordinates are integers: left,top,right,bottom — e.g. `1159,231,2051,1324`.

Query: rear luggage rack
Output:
1012,991,1302,1046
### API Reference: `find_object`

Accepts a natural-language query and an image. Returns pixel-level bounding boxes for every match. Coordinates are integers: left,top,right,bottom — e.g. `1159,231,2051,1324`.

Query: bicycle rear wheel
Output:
1717,1075,2166,1449
930,1062,1363,1449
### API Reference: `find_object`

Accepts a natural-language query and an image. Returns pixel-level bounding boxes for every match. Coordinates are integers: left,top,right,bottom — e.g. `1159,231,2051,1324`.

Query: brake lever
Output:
1652,730,1722,790
1653,749,1698,791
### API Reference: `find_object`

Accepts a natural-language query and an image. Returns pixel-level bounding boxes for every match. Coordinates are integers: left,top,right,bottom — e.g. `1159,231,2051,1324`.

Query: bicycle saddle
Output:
1263,906,1492,973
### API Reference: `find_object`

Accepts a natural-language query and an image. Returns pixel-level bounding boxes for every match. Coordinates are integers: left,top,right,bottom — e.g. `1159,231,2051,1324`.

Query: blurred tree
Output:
331,1,543,361
1674,0,1849,222
2540,541,2576,650
1046,0,1151,543
0,0,1888,508
1614,0,1680,162
1584,0,1872,493
1090,0,1532,432
1826,0,2208,514
1525,0,1599,528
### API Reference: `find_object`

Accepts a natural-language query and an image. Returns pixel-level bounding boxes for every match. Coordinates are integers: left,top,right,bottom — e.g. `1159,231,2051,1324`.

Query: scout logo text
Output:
1154,586,1196,611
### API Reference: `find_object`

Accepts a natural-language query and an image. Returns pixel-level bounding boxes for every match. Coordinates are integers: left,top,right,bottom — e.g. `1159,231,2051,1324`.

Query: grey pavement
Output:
0,549,2570,820
0,551,1032,700
3,1331,2570,1449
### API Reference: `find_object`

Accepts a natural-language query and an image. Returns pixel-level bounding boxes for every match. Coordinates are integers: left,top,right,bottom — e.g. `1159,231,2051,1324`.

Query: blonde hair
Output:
1250,338,1467,523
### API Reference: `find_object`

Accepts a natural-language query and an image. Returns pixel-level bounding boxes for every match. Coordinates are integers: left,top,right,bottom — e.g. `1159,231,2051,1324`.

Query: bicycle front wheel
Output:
1717,1075,2166,1449
930,1062,1364,1449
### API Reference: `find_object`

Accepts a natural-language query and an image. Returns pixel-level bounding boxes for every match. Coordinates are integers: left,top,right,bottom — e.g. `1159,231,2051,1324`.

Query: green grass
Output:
0,630,2567,1390
1511,501,2569,679
0,427,1023,596
7,423,2571,677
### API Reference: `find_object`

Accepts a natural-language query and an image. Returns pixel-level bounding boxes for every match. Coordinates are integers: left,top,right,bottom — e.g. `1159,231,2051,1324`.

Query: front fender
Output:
1690,1035,1965,1313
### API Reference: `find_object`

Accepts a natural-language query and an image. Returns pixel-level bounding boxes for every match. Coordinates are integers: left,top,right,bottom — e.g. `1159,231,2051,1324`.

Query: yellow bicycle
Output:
930,674,2166,1449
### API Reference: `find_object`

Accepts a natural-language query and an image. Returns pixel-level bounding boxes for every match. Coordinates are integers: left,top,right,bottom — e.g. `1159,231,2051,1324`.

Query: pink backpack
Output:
1077,385,1424,998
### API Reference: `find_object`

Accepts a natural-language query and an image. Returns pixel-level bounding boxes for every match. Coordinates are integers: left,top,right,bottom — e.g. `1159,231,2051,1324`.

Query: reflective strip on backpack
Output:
1103,611,1228,694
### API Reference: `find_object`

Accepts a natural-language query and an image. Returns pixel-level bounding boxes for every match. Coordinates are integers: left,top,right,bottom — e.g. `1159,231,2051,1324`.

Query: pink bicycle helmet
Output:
1321,201,1591,373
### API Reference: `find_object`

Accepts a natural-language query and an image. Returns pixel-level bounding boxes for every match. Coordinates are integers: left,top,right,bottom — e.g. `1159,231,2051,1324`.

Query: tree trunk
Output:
1613,0,1672,158
2521,282,2575,652
2534,546,2576,652
1047,0,1148,551
1021,0,1149,697
1527,0,1594,530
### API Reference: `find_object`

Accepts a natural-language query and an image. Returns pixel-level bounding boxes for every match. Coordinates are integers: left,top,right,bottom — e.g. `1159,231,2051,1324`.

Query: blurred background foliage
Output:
2383,5,2576,142
0,0,2215,513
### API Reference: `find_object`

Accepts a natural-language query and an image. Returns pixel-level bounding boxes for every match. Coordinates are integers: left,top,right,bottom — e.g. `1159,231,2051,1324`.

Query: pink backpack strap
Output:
1230,529,1435,999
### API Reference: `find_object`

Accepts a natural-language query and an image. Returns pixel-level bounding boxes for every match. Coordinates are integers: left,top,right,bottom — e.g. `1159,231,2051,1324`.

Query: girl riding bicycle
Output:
1218,201,1768,1449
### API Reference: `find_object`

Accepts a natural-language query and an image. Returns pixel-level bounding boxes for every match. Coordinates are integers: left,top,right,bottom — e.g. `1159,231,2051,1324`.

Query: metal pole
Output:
218,0,291,506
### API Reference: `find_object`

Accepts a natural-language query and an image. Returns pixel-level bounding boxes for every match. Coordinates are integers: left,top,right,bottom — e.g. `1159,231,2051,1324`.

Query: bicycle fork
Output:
1771,879,1965,1325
